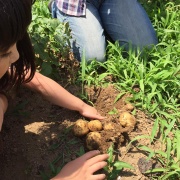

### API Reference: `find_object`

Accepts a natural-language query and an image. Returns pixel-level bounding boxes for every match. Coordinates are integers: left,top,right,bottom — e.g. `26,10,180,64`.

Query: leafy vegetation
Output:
104,145,134,180
40,126,85,180
79,2,180,179
29,0,71,78
30,0,180,179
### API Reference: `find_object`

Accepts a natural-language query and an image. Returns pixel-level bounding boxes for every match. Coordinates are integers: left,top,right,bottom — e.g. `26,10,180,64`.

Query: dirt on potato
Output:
0,83,160,180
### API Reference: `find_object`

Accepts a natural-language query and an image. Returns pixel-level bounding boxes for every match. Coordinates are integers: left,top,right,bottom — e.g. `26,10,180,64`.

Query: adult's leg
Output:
100,0,158,52
52,2,106,62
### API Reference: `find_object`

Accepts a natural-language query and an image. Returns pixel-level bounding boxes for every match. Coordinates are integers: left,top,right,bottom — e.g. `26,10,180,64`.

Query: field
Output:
0,0,180,180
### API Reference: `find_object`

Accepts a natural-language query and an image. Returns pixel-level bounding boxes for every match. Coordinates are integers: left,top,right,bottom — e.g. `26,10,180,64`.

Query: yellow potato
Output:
119,112,136,128
103,122,115,130
88,120,103,131
73,119,89,137
86,132,101,150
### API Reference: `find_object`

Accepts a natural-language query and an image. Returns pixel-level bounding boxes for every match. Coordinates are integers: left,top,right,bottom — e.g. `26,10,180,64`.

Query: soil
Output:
0,76,161,180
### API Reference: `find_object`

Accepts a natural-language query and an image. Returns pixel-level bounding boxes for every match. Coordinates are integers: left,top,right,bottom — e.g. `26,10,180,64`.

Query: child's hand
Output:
79,103,104,120
51,150,109,180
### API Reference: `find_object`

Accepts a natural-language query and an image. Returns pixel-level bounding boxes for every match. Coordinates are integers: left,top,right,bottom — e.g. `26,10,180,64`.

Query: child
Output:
0,0,109,179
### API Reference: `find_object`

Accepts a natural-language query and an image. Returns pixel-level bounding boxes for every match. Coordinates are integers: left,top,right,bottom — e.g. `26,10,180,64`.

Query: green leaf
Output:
176,131,180,162
145,168,165,173
138,145,154,154
150,118,159,142
114,92,126,103
139,79,144,93
166,138,172,164
107,145,114,164
41,62,52,76
113,161,134,170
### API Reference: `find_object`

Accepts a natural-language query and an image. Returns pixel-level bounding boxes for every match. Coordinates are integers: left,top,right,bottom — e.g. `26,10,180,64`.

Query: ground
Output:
0,81,162,180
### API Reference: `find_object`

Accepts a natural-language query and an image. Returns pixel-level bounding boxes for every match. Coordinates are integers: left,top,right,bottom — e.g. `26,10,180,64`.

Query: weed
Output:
104,144,134,180
40,126,84,180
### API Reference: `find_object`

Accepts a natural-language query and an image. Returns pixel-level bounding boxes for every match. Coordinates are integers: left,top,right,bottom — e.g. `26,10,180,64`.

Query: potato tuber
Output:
86,132,101,150
88,120,103,132
119,111,136,128
73,119,89,137
103,122,115,130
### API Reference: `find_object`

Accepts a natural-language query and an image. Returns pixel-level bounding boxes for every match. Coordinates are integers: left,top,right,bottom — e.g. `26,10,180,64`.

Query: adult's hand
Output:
51,150,109,180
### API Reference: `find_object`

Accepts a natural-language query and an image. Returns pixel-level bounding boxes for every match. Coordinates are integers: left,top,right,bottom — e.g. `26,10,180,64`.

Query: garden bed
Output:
0,84,161,180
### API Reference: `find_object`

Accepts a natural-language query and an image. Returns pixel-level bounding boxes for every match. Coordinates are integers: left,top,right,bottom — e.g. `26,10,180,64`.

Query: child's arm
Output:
0,94,8,131
24,72,104,120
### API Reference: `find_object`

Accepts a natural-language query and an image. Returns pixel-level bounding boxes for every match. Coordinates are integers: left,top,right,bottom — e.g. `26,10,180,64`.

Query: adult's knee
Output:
71,34,106,62
72,43,106,62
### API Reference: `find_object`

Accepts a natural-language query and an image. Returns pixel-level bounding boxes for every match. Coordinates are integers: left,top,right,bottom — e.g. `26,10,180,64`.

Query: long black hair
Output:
0,0,36,91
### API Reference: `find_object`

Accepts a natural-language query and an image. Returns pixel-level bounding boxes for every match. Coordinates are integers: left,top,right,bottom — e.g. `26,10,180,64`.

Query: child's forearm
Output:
0,94,8,131
24,72,104,120
24,72,85,112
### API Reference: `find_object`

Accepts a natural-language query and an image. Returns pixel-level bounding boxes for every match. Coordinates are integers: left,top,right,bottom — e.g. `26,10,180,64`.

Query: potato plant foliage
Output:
29,0,71,78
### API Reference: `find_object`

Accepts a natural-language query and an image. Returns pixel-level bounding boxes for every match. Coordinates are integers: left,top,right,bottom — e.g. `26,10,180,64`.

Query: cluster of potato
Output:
73,119,103,137
73,119,104,150
73,104,136,150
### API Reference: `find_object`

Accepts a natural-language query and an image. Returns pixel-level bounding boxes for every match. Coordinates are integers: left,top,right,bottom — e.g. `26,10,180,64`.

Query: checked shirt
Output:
56,0,86,16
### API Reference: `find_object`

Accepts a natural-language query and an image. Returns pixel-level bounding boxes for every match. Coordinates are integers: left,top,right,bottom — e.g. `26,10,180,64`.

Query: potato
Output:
86,132,101,150
103,122,115,130
88,120,103,131
119,112,136,128
125,103,134,111
73,119,89,137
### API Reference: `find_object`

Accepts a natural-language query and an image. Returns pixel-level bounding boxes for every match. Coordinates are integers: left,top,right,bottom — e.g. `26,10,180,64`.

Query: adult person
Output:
0,0,108,179
49,0,158,62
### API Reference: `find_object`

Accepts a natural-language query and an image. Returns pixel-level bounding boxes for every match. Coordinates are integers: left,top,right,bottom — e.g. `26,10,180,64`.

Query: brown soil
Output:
0,82,161,180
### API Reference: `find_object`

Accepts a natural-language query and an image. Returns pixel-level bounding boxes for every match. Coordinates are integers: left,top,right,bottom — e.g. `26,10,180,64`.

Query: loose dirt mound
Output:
0,84,160,180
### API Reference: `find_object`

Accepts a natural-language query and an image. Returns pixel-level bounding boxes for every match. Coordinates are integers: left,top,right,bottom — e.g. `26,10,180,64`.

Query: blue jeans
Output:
51,0,158,61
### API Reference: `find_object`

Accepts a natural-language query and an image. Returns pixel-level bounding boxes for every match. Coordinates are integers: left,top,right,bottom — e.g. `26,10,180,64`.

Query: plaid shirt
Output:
56,0,86,16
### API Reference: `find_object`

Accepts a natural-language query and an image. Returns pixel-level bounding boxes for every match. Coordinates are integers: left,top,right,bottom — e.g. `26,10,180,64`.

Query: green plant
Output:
77,2,180,179
29,0,71,78
128,116,180,179
40,126,84,180
104,145,134,180
137,133,180,179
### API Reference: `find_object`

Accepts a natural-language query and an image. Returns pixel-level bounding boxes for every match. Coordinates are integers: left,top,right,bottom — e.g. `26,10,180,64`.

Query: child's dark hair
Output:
0,0,36,91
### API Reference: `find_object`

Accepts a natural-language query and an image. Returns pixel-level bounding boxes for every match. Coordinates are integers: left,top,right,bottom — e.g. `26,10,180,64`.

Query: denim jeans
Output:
51,0,158,62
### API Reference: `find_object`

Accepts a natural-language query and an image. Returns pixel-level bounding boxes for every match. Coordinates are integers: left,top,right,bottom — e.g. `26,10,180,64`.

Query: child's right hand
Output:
51,150,109,180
